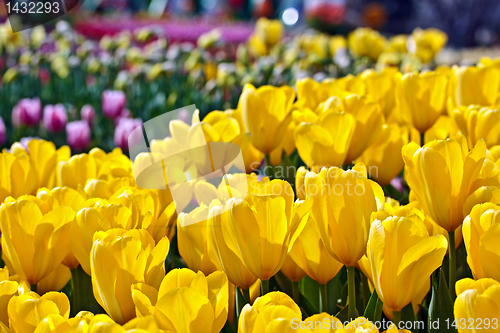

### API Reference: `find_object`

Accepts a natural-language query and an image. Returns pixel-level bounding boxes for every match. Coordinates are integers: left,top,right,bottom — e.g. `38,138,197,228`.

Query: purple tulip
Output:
102,90,126,119
0,117,6,146
13,98,42,127
66,121,91,151
390,176,405,194
43,104,68,133
81,105,95,126
114,118,143,150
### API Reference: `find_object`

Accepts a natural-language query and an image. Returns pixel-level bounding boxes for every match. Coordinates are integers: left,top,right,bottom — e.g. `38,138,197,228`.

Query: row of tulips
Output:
0,20,448,151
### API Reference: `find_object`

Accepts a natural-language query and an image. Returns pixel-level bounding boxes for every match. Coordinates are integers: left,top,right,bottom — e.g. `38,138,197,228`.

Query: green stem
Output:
393,310,401,330
264,154,273,179
71,266,103,316
243,288,251,304
347,266,356,321
292,281,300,304
261,279,269,296
319,283,328,314
448,231,457,300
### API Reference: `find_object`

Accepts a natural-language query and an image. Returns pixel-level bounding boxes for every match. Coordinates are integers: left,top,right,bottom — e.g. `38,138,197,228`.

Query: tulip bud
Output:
13,98,42,127
102,90,126,119
81,104,95,126
66,121,91,151
348,27,386,61
43,104,68,133
114,118,142,150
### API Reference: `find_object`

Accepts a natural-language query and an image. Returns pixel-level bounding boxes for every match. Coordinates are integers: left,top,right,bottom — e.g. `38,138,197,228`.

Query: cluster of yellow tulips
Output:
2,54,500,332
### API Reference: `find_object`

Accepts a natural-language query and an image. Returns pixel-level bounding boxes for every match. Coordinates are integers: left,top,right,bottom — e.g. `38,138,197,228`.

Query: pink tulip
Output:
66,121,91,151
13,98,42,127
43,104,68,133
81,105,95,126
0,117,6,146
102,90,126,119
114,117,142,150
390,176,405,193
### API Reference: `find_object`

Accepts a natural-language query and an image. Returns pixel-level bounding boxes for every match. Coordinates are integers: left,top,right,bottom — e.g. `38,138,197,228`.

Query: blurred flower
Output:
454,278,500,333
81,105,95,126
91,228,170,324
66,121,91,151
0,116,6,146
102,90,127,119
43,104,68,133
8,292,70,333
463,203,500,281
408,28,447,64
132,268,228,333
368,215,447,312
402,138,487,232
449,65,500,109
348,27,386,61
198,29,221,49
2,68,18,84
114,118,142,150
395,71,448,133
13,98,42,127
255,18,284,47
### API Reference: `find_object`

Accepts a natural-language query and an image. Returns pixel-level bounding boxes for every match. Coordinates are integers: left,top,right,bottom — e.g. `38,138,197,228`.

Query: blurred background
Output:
1,0,500,48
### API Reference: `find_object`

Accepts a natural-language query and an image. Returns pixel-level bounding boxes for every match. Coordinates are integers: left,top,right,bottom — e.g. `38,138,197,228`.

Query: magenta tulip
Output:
102,90,126,119
66,121,91,151
114,117,142,150
0,116,6,146
43,104,68,133
12,98,42,127
81,105,95,125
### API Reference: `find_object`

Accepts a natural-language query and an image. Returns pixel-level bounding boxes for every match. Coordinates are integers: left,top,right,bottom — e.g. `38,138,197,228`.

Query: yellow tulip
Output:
85,314,160,333
288,216,343,285
177,204,220,275
206,204,258,289
356,123,409,186
255,18,284,47
342,94,385,163
36,264,72,295
280,256,306,283
8,292,70,333
348,27,386,61
408,28,447,64
304,163,384,266
395,71,448,133
0,198,74,285
0,152,37,201
386,34,408,53
402,137,487,232
367,215,448,312
90,229,170,324
294,106,356,169
359,68,398,118
239,84,295,155
463,203,500,281
132,268,228,333
0,267,24,326
295,77,339,110
453,105,500,149
238,291,301,333
207,179,310,281
454,278,500,333
448,65,500,109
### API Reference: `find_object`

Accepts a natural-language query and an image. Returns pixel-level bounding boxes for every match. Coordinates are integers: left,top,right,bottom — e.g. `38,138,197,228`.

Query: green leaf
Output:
336,304,359,323
363,290,383,323
428,269,456,333
401,302,416,331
